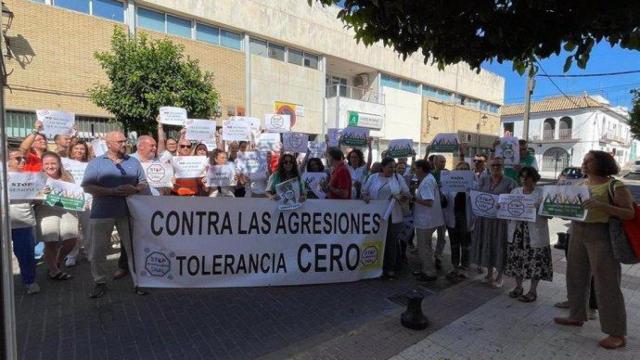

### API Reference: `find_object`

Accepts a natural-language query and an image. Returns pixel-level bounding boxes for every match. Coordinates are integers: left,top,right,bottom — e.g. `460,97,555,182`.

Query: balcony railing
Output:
601,131,629,145
543,129,555,140
559,128,572,140
326,84,385,105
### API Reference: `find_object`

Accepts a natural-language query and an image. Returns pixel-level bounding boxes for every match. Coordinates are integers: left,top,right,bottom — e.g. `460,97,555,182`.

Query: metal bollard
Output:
401,290,429,330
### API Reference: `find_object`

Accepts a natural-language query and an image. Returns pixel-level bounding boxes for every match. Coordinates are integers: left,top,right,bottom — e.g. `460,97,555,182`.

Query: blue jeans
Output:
11,227,37,285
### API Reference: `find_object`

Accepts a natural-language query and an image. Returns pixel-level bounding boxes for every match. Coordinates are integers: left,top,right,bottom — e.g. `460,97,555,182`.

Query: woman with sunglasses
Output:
36,151,78,281
266,153,304,201
19,120,48,172
504,167,552,303
471,157,516,288
172,138,207,196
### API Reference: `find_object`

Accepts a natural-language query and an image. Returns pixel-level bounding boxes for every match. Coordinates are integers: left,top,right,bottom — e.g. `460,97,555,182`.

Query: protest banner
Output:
171,156,208,178
308,141,327,158
441,170,474,193
470,190,499,218
495,136,520,165
142,162,174,188
7,172,46,201
90,139,108,157
256,133,281,152
301,173,328,199
276,178,302,211
37,110,75,138
429,133,459,153
126,196,389,288
282,132,309,153
264,114,291,133
185,119,216,142
327,128,341,147
45,178,85,211
236,151,267,180
206,164,236,187
340,126,369,148
61,158,88,184
159,107,187,126
497,194,537,222
222,119,252,142
386,139,414,158
539,185,589,221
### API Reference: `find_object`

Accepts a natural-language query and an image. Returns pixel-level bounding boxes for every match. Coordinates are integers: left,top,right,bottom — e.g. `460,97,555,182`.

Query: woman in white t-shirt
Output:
205,149,242,198
411,159,445,282
347,138,372,199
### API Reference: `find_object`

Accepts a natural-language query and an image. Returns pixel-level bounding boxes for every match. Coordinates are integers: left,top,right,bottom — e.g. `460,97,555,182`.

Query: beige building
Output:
3,0,504,157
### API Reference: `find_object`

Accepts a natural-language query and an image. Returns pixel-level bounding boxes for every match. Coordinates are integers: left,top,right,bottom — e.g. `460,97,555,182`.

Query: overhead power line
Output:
538,69,640,78
535,60,583,109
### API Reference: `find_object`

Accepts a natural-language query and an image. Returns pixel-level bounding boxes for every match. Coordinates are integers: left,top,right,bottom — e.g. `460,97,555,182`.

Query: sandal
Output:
48,271,72,281
509,287,524,298
518,292,537,303
554,317,584,327
598,336,626,350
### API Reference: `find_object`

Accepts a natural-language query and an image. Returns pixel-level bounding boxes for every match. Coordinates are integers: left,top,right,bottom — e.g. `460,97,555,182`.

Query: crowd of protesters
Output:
6,119,635,350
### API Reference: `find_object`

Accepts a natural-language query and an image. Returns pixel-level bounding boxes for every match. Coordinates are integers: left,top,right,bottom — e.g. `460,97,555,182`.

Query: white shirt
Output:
362,173,410,223
413,174,445,229
348,165,368,199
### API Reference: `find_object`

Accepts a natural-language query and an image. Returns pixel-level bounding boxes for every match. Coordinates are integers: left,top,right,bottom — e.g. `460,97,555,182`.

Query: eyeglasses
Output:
179,144,192,149
109,140,127,144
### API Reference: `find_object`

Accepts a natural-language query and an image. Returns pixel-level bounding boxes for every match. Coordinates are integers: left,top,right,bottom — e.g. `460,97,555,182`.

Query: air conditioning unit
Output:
354,73,369,88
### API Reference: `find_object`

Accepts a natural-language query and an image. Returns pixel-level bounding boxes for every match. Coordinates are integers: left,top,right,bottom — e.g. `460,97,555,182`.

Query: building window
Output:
381,74,401,89
250,38,268,56
304,53,318,69
268,43,285,61
401,80,420,94
288,48,303,66
54,0,90,14
220,30,242,50
92,0,124,22
137,7,165,33
167,15,191,38
196,23,219,45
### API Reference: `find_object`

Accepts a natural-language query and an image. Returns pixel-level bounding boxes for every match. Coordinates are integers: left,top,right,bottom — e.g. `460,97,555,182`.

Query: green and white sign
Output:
539,185,589,221
340,126,369,148
45,178,86,211
386,139,415,158
347,111,383,130
430,133,459,153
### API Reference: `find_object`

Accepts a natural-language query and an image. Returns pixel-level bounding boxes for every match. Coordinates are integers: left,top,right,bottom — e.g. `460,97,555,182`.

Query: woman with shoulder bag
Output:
554,151,635,349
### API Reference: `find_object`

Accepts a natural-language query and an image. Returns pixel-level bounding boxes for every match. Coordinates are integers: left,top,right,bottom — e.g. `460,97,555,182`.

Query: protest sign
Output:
441,170,474,193
222,119,251,142
264,114,291,133
200,139,217,151
340,126,369,148
236,151,267,180
90,139,108,157
470,190,499,218
539,185,589,221
276,178,302,211
171,156,208,178
61,158,88,184
143,162,174,188
206,164,236,187
45,178,85,211
185,119,216,142
256,133,281,152
497,194,537,222
327,128,341,147
229,116,261,135
302,173,328,199
495,136,520,165
7,172,46,201
308,141,327,158
386,139,414,158
127,196,389,288
430,133,459,153
282,132,309,153
159,107,187,126
37,110,75,138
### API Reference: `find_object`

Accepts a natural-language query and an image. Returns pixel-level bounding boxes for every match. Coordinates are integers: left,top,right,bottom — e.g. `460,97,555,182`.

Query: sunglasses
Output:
179,144,192,148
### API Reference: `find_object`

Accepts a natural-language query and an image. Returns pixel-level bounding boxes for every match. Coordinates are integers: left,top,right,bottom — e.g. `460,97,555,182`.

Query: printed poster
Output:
90,139,108,157
539,185,589,221
172,156,208,178
308,141,327,158
7,172,47,200
276,178,302,211
470,190,499,218
386,139,414,158
282,132,309,153
430,133,459,153
142,162,174,188
222,119,252,142
37,110,75,138
327,128,341,147
497,194,537,222
185,119,216,142
61,158,88,184
340,126,369,148
302,172,328,199
256,133,281,152
441,170,474,193
159,107,187,126
206,164,236,187
264,114,291,133
495,136,520,165
45,178,85,211
236,151,267,181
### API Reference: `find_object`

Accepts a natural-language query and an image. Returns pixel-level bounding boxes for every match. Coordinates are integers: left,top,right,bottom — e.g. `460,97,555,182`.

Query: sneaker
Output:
26,283,40,295
65,256,77,267
89,283,107,299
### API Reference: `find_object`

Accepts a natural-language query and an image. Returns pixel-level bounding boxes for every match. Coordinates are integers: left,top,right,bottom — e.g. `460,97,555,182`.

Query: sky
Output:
481,43,640,108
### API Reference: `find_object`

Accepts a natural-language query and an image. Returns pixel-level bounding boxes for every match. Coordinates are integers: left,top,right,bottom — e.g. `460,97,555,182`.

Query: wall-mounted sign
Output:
275,101,304,128
347,111,383,130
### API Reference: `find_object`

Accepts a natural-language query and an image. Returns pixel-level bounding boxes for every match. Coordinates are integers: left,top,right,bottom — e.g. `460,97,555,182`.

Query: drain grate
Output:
387,288,434,306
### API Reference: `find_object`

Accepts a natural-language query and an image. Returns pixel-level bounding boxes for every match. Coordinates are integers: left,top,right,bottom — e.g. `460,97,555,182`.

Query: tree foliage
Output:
311,0,640,74
89,27,219,135
630,90,640,140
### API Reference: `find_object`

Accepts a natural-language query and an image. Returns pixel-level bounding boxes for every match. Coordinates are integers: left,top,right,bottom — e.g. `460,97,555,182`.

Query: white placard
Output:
539,185,589,221
282,132,309,153
206,164,235,187
302,172,328,199
441,170,474,193
61,158,88,184
386,139,414,158
171,156,208,178
308,141,327,158
236,151,267,181
159,107,187,126
327,128,341,147
185,119,216,142
497,194,537,222
276,178,302,211
143,162,174,188
90,139,108,157
264,114,291,133
470,190,499,218
8,172,46,200
37,110,75,138
256,133,281,152
222,119,252,142
495,136,520,165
